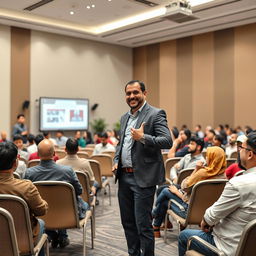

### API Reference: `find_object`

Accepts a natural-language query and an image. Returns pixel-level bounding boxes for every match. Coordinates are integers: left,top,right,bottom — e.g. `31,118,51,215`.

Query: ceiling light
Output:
69,11,74,15
86,5,91,9
92,4,95,8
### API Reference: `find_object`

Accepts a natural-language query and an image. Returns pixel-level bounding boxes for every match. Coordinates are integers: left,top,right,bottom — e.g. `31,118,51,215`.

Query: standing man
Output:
12,114,28,143
113,80,172,256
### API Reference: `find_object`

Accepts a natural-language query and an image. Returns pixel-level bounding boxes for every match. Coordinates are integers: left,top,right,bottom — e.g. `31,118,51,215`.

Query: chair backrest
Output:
234,170,244,177
177,168,194,185
162,152,168,163
165,157,182,180
55,149,66,159
88,160,102,187
102,151,115,160
13,172,20,179
185,179,227,226
86,144,95,148
80,148,94,157
0,194,35,255
27,159,40,168
75,171,91,203
235,219,256,256
77,151,89,159
230,151,238,158
90,154,113,177
34,181,79,229
226,158,237,167
0,207,19,256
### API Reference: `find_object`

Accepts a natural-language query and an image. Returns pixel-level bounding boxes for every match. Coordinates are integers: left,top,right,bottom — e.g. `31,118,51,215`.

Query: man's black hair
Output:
172,126,179,139
218,124,224,130
0,142,18,170
17,114,25,119
208,129,216,136
196,124,201,129
125,80,146,92
43,131,49,137
100,132,109,139
27,134,35,144
214,134,224,144
34,134,44,146
246,131,256,152
66,138,79,154
57,130,64,135
13,134,23,142
190,136,204,152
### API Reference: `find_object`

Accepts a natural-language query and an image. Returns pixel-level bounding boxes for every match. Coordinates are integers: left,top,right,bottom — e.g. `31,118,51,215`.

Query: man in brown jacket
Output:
0,141,48,255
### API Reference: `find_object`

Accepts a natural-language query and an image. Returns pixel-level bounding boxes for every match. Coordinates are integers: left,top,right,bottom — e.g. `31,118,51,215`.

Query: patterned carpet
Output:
49,178,179,256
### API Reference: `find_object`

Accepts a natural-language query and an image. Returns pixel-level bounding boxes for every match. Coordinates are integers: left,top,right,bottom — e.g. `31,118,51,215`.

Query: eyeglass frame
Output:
238,145,256,154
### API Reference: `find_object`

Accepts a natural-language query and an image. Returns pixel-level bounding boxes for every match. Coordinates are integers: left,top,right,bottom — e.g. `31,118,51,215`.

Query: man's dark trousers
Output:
118,171,156,256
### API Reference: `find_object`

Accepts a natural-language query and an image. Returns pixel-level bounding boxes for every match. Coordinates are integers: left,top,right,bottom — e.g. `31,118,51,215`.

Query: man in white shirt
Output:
93,132,115,155
178,131,256,256
225,132,238,158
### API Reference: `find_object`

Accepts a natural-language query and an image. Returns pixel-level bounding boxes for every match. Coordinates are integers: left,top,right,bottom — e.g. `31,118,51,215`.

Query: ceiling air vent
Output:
130,0,159,7
24,0,54,11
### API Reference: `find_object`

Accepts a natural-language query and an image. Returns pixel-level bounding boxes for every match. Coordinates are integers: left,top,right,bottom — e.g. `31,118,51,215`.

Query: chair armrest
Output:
170,199,185,211
34,233,48,256
102,178,109,189
187,236,225,256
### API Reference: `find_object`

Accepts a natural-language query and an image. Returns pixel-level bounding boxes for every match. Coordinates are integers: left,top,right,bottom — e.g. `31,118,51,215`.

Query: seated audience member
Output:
0,131,8,142
74,131,86,148
212,134,225,150
29,134,59,161
152,146,226,238
170,136,206,183
225,132,238,158
204,129,215,148
194,125,204,139
0,142,48,256
93,132,115,155
168,129,191,158
27,134,37,155
179,131,256,256
106,129,118,146
215,124,227,145
43,131,57,146
57,138,97,194
13,134,29,161
225,134,247,179
15,156,27,178
171,126,179,139
12,114,28,143
25,139,88,249
83,130,93,144
55,130,68,147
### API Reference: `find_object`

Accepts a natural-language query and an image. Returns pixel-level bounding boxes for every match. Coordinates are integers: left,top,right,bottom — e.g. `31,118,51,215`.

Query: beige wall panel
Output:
159,41,177,127
11,27,30,134
30,31,132,134
214,29,234,127
0,25,11,137
146,44,159,106
234,23,256,128
176,37,193,129
192,33,214,130
133,46,147,82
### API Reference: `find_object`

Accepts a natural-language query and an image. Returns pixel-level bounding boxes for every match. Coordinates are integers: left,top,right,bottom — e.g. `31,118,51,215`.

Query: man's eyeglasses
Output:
238,145,256,154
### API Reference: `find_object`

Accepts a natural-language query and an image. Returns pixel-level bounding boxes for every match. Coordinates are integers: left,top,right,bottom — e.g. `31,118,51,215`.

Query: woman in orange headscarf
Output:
152,146,226,237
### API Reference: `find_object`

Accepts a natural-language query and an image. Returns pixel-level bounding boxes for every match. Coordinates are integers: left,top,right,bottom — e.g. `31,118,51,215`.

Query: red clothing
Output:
29,152,59,162
225,163,242,180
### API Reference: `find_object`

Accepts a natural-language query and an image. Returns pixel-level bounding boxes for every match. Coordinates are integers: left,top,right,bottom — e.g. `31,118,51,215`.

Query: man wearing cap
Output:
178,131,256,256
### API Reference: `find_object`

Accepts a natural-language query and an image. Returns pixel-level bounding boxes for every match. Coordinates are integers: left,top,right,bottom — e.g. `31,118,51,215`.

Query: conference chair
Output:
19,157,27,166
85,144,95,149
102,150,115,160
0,194,49,256
88,159,111,208
55,149,66,159
75,171,96,237
164,179,227,243
227,158,237,167
234,170,244,177
176,168,194,185
162,152,169,164
77,151,90,159
80,148,94,157
230,151,238,158
90,154,113,177
34,181,94,256
13,172,21,179
27,159,40,168
0,207,19,256
165,157,182,184
185,219,256,256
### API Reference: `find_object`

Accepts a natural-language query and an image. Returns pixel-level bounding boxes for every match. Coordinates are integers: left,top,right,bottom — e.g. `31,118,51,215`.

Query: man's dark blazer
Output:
114,103,172,188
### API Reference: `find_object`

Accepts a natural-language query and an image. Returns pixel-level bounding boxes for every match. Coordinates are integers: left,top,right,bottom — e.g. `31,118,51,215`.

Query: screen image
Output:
39,97,89,131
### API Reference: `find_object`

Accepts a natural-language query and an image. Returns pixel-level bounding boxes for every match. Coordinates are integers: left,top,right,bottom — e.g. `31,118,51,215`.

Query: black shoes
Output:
51,237,70,248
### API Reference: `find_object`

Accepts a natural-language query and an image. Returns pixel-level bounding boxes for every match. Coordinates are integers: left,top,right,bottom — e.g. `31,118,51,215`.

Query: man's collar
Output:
128,101,147,117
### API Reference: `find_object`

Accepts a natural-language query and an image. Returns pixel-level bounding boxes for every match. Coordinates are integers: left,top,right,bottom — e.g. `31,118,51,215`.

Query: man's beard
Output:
128,98,143,109
237,152,246,170
189,148,197,155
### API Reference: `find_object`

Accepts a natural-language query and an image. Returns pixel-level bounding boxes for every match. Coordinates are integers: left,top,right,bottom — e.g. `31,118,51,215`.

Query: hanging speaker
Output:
22,100,30,110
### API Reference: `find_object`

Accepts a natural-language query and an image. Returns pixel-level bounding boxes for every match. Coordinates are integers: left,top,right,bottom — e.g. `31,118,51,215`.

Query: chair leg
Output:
108,184,111,206
164,213,168,243
92,206,96,238
45,239,49,256
91,215,94,249
83,224,87,256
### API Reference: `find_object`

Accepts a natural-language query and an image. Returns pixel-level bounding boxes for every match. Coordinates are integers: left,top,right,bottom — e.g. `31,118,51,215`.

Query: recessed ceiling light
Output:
108,0,112,2
92,4,95,8
70,11,74,15
87,5,91,9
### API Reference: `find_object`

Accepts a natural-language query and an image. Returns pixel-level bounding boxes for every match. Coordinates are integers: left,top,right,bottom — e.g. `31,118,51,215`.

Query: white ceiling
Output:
0,0,255,47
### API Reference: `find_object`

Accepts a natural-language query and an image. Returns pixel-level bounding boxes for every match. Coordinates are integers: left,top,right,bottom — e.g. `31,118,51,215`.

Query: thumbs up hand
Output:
131,122,145,141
